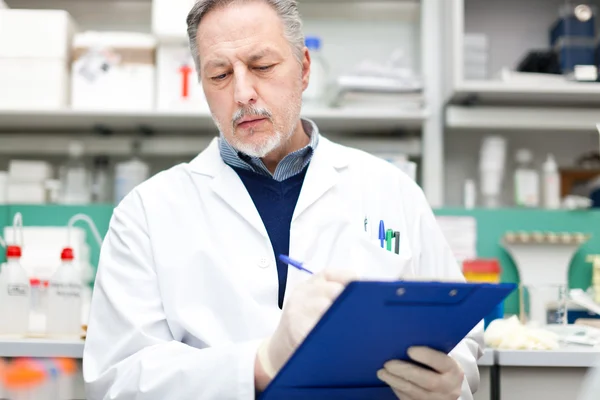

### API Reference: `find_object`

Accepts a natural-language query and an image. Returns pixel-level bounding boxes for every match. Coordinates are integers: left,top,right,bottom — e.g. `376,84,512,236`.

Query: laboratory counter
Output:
475,346,600,400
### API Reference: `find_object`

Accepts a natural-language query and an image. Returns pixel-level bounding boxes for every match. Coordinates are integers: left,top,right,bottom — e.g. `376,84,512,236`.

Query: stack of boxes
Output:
463,33,489,81
0,10,76,110
550,3,598,79
0,6,210,113
6,161,53,204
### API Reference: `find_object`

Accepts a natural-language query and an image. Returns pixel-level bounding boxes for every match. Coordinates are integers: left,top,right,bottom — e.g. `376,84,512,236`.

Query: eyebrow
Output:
203,48,281,71
247,48,278,63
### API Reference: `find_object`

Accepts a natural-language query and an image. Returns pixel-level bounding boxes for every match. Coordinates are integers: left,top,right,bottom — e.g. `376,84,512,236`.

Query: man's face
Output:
197,1,309,158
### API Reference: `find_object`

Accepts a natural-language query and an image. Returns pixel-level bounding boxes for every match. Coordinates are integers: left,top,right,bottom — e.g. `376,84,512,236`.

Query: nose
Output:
233,69,258,106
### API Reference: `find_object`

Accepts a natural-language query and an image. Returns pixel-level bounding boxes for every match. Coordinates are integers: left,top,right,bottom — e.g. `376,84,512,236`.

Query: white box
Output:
7,183,46,204
0,59,70,110
156,44,209,111
0,9,75,109
8,160,54,183
71,32,156,111
152,0,196,40
0,10,75,59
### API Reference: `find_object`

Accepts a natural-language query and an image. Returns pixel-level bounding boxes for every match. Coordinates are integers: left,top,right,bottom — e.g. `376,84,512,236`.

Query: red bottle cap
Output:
463,259,501,274
6,246,21,258
30,279,41,286
61,247,74,261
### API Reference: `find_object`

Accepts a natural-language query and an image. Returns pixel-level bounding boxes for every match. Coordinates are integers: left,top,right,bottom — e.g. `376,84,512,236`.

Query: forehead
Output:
196,1,289,63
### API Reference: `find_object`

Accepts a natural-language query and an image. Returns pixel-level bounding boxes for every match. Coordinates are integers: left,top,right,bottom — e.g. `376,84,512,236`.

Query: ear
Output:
301,47,311,91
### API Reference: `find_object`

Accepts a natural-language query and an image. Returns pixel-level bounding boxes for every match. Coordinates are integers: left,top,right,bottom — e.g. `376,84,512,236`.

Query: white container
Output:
8,160,53,183
464,179,477,209
514,149,540,208
0,246,31,337
152,0,196,40
0,9,75,110
543,154,561,209
7,183,46,204
46,248,82,338
60,141,92,205
0,171,7,204
71,32,156,111
156,44,209,111
479,136,507,208
303,36,328,104
114,157,150,204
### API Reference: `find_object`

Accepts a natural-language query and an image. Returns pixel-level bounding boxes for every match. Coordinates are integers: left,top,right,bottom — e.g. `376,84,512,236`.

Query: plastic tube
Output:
66,214,103,249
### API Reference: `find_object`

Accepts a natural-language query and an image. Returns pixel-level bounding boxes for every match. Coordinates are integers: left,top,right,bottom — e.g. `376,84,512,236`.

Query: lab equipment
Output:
46,247,83,338
71,31,156,111
514,148,540,208
156,44,209,111
114,143,150,204
60,141,92,205
260,280,515,400
463,179,477,209
543,154,561,209
502,231,590,325
479,136,507,208
0,245,30,337
92,156,111,203
302,36,328,104
550,4,596,46
0,9,75,110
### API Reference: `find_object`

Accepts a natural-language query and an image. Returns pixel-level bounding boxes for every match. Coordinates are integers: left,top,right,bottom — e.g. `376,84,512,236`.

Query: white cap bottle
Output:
0,246,31,336
543,154,561,209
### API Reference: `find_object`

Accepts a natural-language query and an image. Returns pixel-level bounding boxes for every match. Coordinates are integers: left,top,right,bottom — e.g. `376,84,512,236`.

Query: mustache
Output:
232,106,273,126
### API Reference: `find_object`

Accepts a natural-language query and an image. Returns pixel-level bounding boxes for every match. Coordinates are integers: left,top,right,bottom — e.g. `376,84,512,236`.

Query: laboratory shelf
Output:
445,105,600,132
0,338,85,359
0,108,426,133
450,81,600,108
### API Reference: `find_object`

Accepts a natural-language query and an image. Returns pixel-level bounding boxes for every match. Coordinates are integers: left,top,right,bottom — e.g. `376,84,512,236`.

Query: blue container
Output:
555,37,596,73
550,5,596,46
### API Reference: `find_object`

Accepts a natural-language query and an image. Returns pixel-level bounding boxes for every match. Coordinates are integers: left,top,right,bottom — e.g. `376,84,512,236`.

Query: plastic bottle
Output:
514,149,540,208
114,143,149,204
60,141,91,204
92,156,111,203
0,246,31,337
302,36,328,104
543,154,561,209
46,248,82,338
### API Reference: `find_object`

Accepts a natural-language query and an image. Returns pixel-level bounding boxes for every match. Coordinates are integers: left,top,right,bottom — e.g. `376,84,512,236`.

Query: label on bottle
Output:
50,282,82,298
7,284,29,297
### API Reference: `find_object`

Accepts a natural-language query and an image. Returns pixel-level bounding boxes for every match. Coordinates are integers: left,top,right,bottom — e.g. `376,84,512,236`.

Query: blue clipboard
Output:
260,280,516,400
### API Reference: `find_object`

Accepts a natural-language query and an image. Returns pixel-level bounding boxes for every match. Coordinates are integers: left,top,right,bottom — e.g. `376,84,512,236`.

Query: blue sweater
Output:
232,166,308,309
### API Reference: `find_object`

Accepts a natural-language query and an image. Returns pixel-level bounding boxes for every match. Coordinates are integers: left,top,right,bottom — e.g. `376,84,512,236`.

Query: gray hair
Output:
186,0,305,74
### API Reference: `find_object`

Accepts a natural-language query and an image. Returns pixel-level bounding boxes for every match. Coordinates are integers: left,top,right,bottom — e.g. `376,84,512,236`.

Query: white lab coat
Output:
83,136,484,400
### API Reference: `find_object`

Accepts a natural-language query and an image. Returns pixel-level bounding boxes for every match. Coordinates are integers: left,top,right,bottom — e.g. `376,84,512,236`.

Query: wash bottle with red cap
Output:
46,247,82,338
0,244,31,336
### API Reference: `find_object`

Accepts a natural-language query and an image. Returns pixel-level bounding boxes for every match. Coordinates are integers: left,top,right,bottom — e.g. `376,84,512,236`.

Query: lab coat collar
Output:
187,133,351,236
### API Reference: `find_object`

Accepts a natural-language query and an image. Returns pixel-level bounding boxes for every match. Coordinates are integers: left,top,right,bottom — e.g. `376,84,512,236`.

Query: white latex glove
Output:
377,347,464,400
257,269,357,378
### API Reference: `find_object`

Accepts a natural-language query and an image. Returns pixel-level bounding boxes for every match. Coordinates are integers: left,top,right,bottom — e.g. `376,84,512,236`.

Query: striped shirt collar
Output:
219,118,320,181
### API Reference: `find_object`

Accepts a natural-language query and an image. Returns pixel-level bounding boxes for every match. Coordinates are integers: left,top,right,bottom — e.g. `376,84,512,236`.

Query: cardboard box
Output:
71,32,156,111
156,44,209,111
0,9,76,109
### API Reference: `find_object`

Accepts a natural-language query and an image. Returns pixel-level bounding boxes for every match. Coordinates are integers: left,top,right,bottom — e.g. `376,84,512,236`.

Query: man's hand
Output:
255,269,357,391
377,347,464,400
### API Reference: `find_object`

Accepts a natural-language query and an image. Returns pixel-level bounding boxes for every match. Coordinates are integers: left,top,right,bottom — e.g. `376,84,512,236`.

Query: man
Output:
83,0,483,399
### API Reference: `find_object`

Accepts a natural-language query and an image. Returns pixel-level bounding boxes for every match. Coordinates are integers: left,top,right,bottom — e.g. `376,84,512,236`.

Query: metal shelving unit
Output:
0,338,84,359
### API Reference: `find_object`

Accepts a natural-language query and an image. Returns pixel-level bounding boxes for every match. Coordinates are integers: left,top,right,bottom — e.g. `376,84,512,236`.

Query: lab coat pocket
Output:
302,219,414,281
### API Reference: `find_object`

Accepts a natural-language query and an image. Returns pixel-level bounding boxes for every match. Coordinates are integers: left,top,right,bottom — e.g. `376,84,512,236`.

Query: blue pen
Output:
279,254,314,275
379,220,385,248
